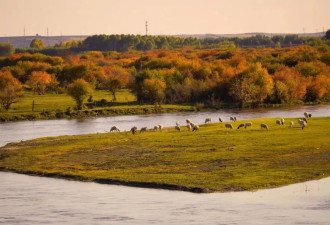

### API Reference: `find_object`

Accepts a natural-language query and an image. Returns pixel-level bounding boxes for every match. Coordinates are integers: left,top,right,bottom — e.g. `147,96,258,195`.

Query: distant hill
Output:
0,35,88,48
175,32,325,39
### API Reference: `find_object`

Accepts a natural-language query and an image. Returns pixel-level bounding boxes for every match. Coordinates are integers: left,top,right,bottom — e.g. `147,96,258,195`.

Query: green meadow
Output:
1,117,329,192
0,90,194,121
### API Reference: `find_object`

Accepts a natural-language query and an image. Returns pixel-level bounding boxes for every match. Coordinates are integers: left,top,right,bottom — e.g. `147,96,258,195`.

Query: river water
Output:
1,104,330,224
0,104,329,147
0,172,329,225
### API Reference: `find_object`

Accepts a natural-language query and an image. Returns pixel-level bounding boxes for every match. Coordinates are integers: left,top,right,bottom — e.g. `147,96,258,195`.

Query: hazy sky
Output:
1,0,329,36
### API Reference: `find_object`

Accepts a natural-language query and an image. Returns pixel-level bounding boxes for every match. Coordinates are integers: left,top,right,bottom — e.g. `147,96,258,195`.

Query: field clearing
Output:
1,117,329,192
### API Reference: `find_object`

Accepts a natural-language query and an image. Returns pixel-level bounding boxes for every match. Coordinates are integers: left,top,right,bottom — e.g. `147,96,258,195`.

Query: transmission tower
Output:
145,21,148,36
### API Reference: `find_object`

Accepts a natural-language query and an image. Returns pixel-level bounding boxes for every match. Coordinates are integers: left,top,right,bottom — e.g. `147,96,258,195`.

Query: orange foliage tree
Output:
273,67,307,103
103,66,130,101
0,71,23,110
27,71,52,95
229,63,273,107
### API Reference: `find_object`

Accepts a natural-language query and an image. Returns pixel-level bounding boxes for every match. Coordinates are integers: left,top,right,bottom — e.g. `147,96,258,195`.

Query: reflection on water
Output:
0,105,329,147
0,172,329,225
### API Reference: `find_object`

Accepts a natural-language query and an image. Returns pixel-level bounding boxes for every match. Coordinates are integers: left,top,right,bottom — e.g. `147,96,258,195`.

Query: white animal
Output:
176,121,180,126
261,123,269,130
186,119,191,124
290,121,294,128
187,123,192,131
130,126,137,134
237,123,245,129
225,123,234,129
140,127,149,133
303,117,308,123
281,118,285,125
219,117,223,123
230,116,237,122
205,118,211,124
175,125,181,131
158,124,163,131
244,122,252,128
298,119,307,129
304,112,308,118
276,119,282,125
192,124,199,131
110,126,120,132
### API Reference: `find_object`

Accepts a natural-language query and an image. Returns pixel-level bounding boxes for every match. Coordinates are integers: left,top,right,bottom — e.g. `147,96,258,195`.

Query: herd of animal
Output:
109,112,312,134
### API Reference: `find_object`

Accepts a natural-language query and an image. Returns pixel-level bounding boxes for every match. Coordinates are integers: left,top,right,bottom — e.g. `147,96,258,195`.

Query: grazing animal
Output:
110,126,120,132
187,123,192,131
290,121,294,128
244,122,252,128
281,118,285,125
260,123,269,130
140,126,149,133
190,122,195,128
158,124,163,131
304,112,308,118
130,126,137,135
192,124,199,131
176,121,180,126
298,119,307,129
309,113,312,118
175,125,181,132
237,123,245,129
153,126,158,131
230,116,237,122
205,118,211,124
303,117,308,123
225,123,234,129
186,119,191,124
276,119,282,125
219,117,223,123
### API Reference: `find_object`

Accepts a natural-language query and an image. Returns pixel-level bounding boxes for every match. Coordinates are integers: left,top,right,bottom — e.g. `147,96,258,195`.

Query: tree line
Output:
1,29,328,57
0,44,329,111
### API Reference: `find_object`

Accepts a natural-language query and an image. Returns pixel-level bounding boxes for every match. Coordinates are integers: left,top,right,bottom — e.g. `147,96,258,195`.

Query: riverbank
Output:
1,90,328,122
1,117,329,193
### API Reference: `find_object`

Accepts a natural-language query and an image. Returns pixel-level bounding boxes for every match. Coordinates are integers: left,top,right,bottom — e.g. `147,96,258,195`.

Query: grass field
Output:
0,90,195,121
1,117,329,192
5,89,136,113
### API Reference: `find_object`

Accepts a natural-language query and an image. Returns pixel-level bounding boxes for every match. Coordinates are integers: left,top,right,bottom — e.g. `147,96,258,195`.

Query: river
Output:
0,104,329,147
0,172,329,224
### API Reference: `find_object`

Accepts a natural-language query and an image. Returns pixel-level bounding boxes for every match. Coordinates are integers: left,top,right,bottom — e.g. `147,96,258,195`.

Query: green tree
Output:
0,71,23,110
325,29,330,39
0,43,14,56
67,79,93,110
30,39,44,49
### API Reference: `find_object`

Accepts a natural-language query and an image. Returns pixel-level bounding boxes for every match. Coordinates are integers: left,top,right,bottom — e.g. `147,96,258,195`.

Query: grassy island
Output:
0,117,329,193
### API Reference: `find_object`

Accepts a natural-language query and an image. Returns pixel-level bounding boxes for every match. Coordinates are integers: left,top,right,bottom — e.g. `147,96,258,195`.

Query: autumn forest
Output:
0,35,330,113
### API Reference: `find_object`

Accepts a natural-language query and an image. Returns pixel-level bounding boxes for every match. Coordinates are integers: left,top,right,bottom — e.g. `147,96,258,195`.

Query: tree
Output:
229,63,273,107
27,71,52,95
273,67,307,103
67,79,93,109
0,43,14,56
30,39,44,49
325,29,330,39
0,71,23,110
141,78,166,103
103,66,130,101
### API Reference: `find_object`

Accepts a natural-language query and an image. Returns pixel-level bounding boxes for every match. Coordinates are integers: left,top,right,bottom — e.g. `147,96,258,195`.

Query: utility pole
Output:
145,21,148,36
47,27,49,36
24,26,25,36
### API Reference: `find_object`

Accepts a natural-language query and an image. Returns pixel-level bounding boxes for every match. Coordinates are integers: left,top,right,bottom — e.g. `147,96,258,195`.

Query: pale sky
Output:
0,0,329,36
